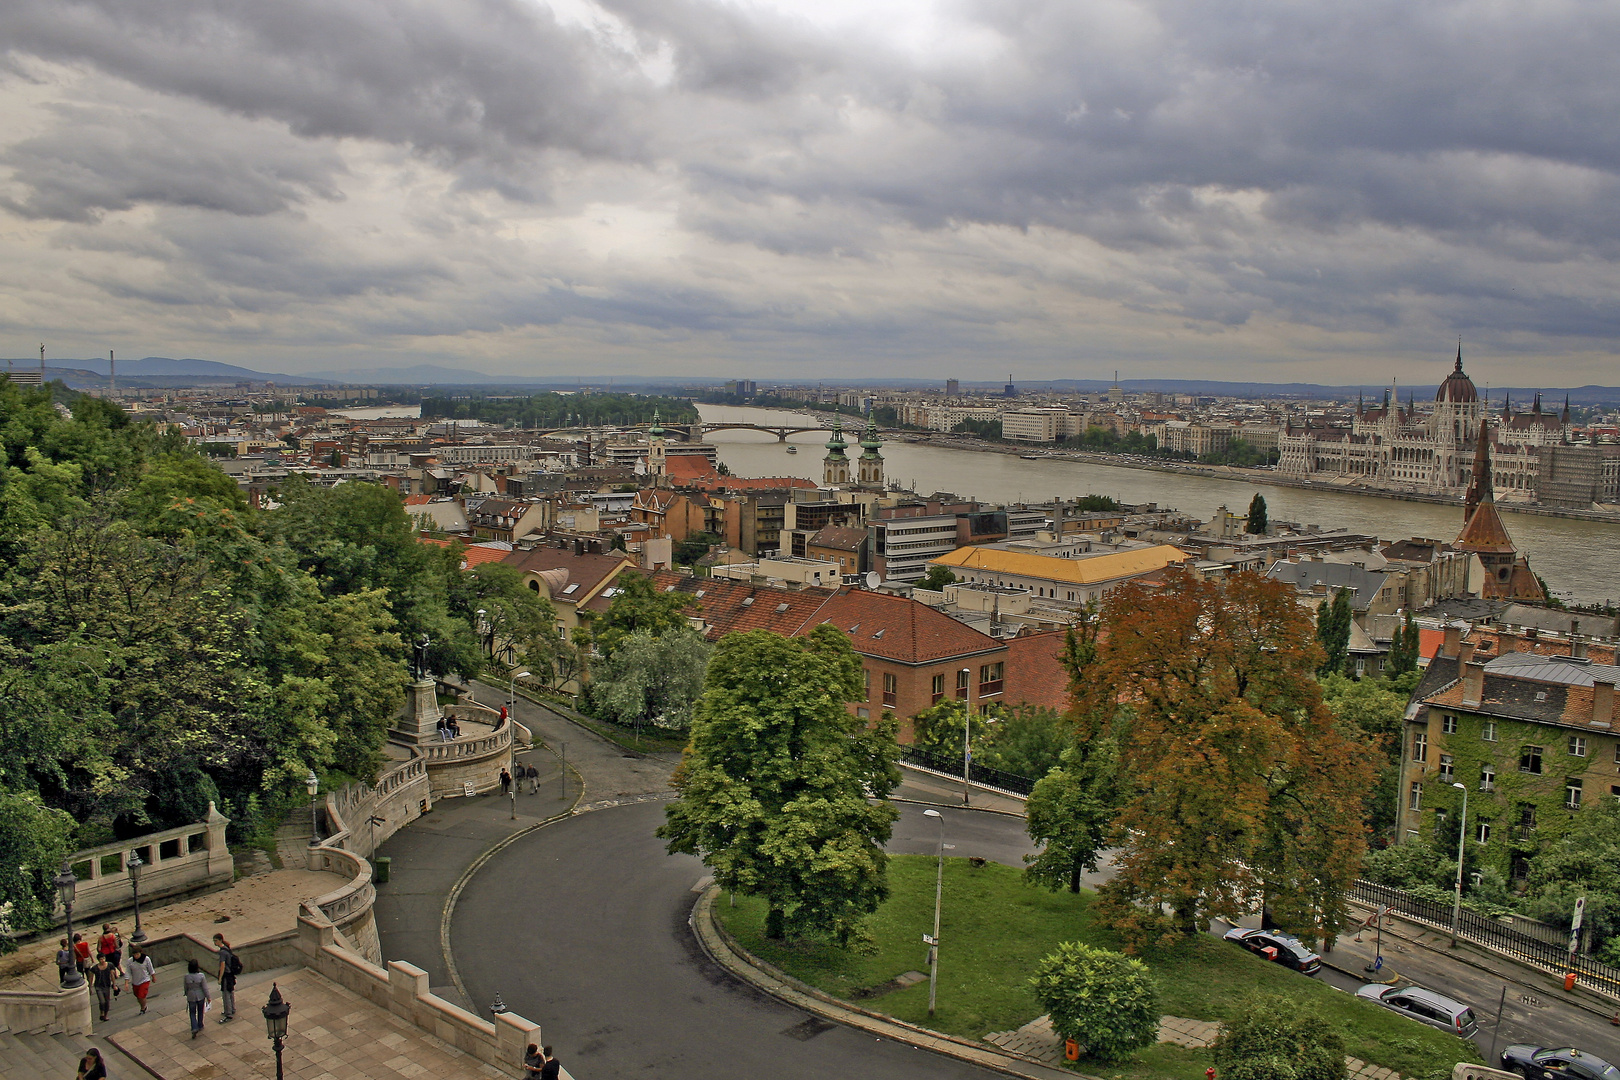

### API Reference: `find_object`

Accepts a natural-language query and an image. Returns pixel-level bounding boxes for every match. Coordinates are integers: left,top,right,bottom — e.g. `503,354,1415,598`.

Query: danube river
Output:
697,405,1620,607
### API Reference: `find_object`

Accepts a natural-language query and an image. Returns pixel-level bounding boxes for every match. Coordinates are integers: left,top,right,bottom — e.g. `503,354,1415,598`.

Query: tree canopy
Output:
1246,493,1268,535
1315,589,1353,677
658,626,901,945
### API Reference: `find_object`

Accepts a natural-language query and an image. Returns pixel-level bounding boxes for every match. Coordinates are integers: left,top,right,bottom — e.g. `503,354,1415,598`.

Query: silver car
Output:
1356,983,1479,1038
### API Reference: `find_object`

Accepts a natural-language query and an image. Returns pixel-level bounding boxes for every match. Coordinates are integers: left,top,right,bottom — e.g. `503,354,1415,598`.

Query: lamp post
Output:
306,771,320,847
477,609,491,658
55,864,83,989
1451,781,1468,946
923,808,944,1016
959,668,972,806
507,671,530,820
262,982,290,1080
128,852,147,943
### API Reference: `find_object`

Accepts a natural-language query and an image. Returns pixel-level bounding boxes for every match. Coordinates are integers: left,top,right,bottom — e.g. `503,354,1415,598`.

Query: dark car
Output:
1221,927,1321,975
1355,983,1478,1038
1499,1046,1620,1080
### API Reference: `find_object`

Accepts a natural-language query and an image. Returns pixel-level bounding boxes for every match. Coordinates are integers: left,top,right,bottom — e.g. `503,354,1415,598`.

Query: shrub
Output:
1213,996,1346,1080
1027,942,1159,1063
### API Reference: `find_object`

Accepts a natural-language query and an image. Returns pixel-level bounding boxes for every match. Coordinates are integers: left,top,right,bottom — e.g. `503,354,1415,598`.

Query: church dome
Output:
1435,344,1478,403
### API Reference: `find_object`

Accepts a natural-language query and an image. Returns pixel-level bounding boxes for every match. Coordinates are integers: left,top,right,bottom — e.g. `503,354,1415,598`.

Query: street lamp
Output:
128,852,147,943
476,609,490,658
959,668,972,806
507,672,530,821
1451,781,1468,946
55,864,83,989
262,982,290,1080
306,771,320,847
923,809,944,1016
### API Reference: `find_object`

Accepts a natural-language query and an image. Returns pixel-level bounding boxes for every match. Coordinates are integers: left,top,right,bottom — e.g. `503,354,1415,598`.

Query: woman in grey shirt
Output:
182,959,211,1039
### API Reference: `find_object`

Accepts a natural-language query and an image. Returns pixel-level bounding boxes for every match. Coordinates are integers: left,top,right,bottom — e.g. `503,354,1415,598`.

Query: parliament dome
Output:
1435,344,1478,403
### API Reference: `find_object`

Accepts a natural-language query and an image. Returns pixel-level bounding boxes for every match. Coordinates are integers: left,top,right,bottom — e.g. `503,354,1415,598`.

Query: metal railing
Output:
899,745,1037,797
1349,879,1620,997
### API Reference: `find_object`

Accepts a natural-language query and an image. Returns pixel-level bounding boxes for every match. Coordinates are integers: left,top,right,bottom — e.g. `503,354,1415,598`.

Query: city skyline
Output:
3,1,1620,383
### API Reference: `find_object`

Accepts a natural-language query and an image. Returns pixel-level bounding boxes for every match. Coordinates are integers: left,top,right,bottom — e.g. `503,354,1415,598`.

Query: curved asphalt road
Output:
451,798,1037,1080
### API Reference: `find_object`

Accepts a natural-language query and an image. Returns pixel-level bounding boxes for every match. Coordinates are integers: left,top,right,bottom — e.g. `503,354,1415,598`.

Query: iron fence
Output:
1349,879,1620,996
899,745,1037,797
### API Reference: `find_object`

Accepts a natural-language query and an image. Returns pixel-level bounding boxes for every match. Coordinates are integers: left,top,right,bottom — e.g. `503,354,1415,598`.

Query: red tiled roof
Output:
415,536,512,570
1455,499,1516,554
808,525,867,552
503,546,635,605
813,590,1003,665
1002,632,1071,713
684,475,817,493
646,570,838,637
403,494,433,506
666,456,720,480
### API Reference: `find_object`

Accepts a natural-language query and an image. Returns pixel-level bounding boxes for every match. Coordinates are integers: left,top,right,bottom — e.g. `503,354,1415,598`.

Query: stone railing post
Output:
204,800,232,881
387,960,430,1018
496,1011,542,1069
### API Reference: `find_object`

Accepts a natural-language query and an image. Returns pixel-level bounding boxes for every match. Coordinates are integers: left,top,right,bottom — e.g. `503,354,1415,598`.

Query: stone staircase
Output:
0,1029,126,1078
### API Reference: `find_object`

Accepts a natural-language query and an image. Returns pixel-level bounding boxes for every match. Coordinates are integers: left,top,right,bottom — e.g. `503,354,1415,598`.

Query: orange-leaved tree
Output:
1075,568,1374,951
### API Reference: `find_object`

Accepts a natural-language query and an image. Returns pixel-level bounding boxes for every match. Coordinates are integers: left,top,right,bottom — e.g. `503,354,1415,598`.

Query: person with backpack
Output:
127,944,156,1014
182,959,210,1038
213,934,240,1022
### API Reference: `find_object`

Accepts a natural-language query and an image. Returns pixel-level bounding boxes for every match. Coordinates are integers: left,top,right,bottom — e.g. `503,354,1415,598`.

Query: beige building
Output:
929,543,1190,604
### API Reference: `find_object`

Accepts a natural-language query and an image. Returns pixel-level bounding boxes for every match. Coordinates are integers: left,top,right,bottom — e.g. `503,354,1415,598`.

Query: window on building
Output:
1520,745,1543,774
1439,754,1454,781
1569,736,1588,758
1567,778,1584,809
1476,821,1491,844
956,668,970,698
931,673,946,704
856,707,869,719
1482,720,1497,742
1442,714,1458,735
1412,732,1428,763
978,661,1004,695
1480,764,1495,792
1518,803,1537,828
882,672,898,707
1409,782,1423,811
862,669,870,702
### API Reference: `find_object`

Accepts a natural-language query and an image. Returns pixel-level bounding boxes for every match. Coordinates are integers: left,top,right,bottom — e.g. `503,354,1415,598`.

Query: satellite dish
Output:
864,572,880,590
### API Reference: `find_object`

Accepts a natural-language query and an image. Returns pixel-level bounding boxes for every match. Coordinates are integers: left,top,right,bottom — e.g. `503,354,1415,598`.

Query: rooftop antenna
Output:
40,342,46,379
109,350,115,397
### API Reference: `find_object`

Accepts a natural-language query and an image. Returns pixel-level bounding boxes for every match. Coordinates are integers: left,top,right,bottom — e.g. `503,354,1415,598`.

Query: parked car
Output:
1355,983,1478,1038
1221,927,1322,975
1499,1046,1620,1080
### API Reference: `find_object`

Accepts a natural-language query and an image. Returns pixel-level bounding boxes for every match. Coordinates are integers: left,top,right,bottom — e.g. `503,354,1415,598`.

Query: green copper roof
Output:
824,415,848,456
859,417,882,457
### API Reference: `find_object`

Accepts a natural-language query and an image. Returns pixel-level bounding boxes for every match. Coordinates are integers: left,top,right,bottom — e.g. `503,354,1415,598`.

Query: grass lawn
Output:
716,856,1480,1080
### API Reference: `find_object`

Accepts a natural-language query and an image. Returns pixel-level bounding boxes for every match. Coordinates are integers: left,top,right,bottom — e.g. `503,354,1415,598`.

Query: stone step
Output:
0,1029,88,1077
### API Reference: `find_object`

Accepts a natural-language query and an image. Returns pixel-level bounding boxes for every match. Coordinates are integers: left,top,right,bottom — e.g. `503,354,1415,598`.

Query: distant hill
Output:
3,357,336,386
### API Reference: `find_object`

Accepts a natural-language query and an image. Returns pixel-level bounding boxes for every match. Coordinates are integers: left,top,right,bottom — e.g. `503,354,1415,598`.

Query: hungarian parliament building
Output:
1277,347,1619,510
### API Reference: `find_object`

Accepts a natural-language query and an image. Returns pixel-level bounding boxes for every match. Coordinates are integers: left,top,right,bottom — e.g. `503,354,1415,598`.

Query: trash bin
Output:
374,856,391,884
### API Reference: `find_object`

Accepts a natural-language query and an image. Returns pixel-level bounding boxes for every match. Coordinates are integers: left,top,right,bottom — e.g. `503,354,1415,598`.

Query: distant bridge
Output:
430,420,834,442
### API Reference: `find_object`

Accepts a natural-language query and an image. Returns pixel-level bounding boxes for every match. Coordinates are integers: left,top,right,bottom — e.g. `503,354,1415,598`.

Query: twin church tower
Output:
821,414,885,487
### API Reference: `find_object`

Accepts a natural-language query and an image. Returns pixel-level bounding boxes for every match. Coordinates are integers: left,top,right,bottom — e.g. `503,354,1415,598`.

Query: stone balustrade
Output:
55,803,232,927
0,980,92,1037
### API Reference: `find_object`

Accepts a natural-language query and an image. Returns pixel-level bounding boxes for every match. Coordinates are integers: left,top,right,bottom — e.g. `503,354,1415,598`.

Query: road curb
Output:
438,738,586,1010
890,796,1027,820
689,885,1090,1080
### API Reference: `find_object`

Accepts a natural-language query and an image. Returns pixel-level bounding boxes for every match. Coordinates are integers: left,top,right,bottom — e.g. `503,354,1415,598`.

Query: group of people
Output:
56,923,155,1022
56,926,238,1039
434,715,464,741
523,1043,562,1079
499,763,543,796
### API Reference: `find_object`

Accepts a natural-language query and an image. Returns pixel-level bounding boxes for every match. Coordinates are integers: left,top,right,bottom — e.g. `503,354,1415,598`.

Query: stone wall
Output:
0,981,92,1037
56,804,233,927
416,726,514,798
324,757,431,861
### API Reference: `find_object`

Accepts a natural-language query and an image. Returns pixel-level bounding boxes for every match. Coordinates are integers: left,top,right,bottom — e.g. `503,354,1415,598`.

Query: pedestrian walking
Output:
213,934,238,1022
539,1045,561,1080
182,959,210,1039
527,763,539,794
522,1043,545,1077
76,1047,108,1080
90,956,115,1021
72,932,91,974
56,937,77,986
499,768,511,797
127,945,155,1014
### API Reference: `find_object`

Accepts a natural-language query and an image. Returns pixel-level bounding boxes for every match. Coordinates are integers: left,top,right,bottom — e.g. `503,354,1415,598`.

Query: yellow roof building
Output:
930,544,1189,603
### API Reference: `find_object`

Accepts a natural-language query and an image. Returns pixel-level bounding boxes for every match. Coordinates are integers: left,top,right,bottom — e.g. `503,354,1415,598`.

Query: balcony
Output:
882,692,897,707
978,680,1003,696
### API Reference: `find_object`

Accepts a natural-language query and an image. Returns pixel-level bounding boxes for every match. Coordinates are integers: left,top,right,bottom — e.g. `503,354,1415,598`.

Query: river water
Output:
696,404,1620,607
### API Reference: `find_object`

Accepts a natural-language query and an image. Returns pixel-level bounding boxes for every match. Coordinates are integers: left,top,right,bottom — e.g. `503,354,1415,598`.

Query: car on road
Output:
1221,927,1322,975
1499,1046,1620,1080
1354,983,1478,1038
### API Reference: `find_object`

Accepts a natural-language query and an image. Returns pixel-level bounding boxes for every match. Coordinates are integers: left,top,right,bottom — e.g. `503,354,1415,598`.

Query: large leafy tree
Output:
1076,569,1374,950
592,627,711,733
593,572,693,658
1385,608,1420,676
1315,588,1353,677
659,626,901,944
446,560,562,676
0,793,76,948
1245,493,1268,535
1024,740,1121,894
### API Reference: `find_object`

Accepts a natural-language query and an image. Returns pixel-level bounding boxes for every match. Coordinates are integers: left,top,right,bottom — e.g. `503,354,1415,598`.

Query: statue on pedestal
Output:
412,635,432,682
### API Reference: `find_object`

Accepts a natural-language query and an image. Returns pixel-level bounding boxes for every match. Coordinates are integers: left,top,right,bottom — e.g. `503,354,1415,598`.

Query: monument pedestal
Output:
389,679,443,748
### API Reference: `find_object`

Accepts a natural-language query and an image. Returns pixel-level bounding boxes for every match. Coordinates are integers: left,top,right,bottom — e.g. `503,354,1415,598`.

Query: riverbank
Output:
891,433,1620,526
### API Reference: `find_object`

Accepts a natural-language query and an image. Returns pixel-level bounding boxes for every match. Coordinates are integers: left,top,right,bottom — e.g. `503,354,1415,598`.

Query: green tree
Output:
1024,740,1122,893
918,565,956,592
0,793,76,950
1212,997,1347,1080
658,626,901,944
1246,493,1269,535
1028,942,1159,1064
1315,589,1353,677
674,531,723,566
1386,609,1420,676
1320,673,1408,841
594,573,693,658
910,697,986,759
592,628,711,733
448,561,562,675
1518,798,1620,961
978,703,1071,778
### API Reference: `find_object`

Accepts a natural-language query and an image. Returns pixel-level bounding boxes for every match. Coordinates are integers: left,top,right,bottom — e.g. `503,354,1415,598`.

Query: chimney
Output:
1462,661,1485,707
1443,623,1462,657
1594,681,1615,727
1458,641,1476,666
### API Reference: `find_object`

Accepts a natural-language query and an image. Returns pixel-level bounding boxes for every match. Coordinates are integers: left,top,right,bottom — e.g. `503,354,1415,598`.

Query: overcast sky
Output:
3,0,1618,385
